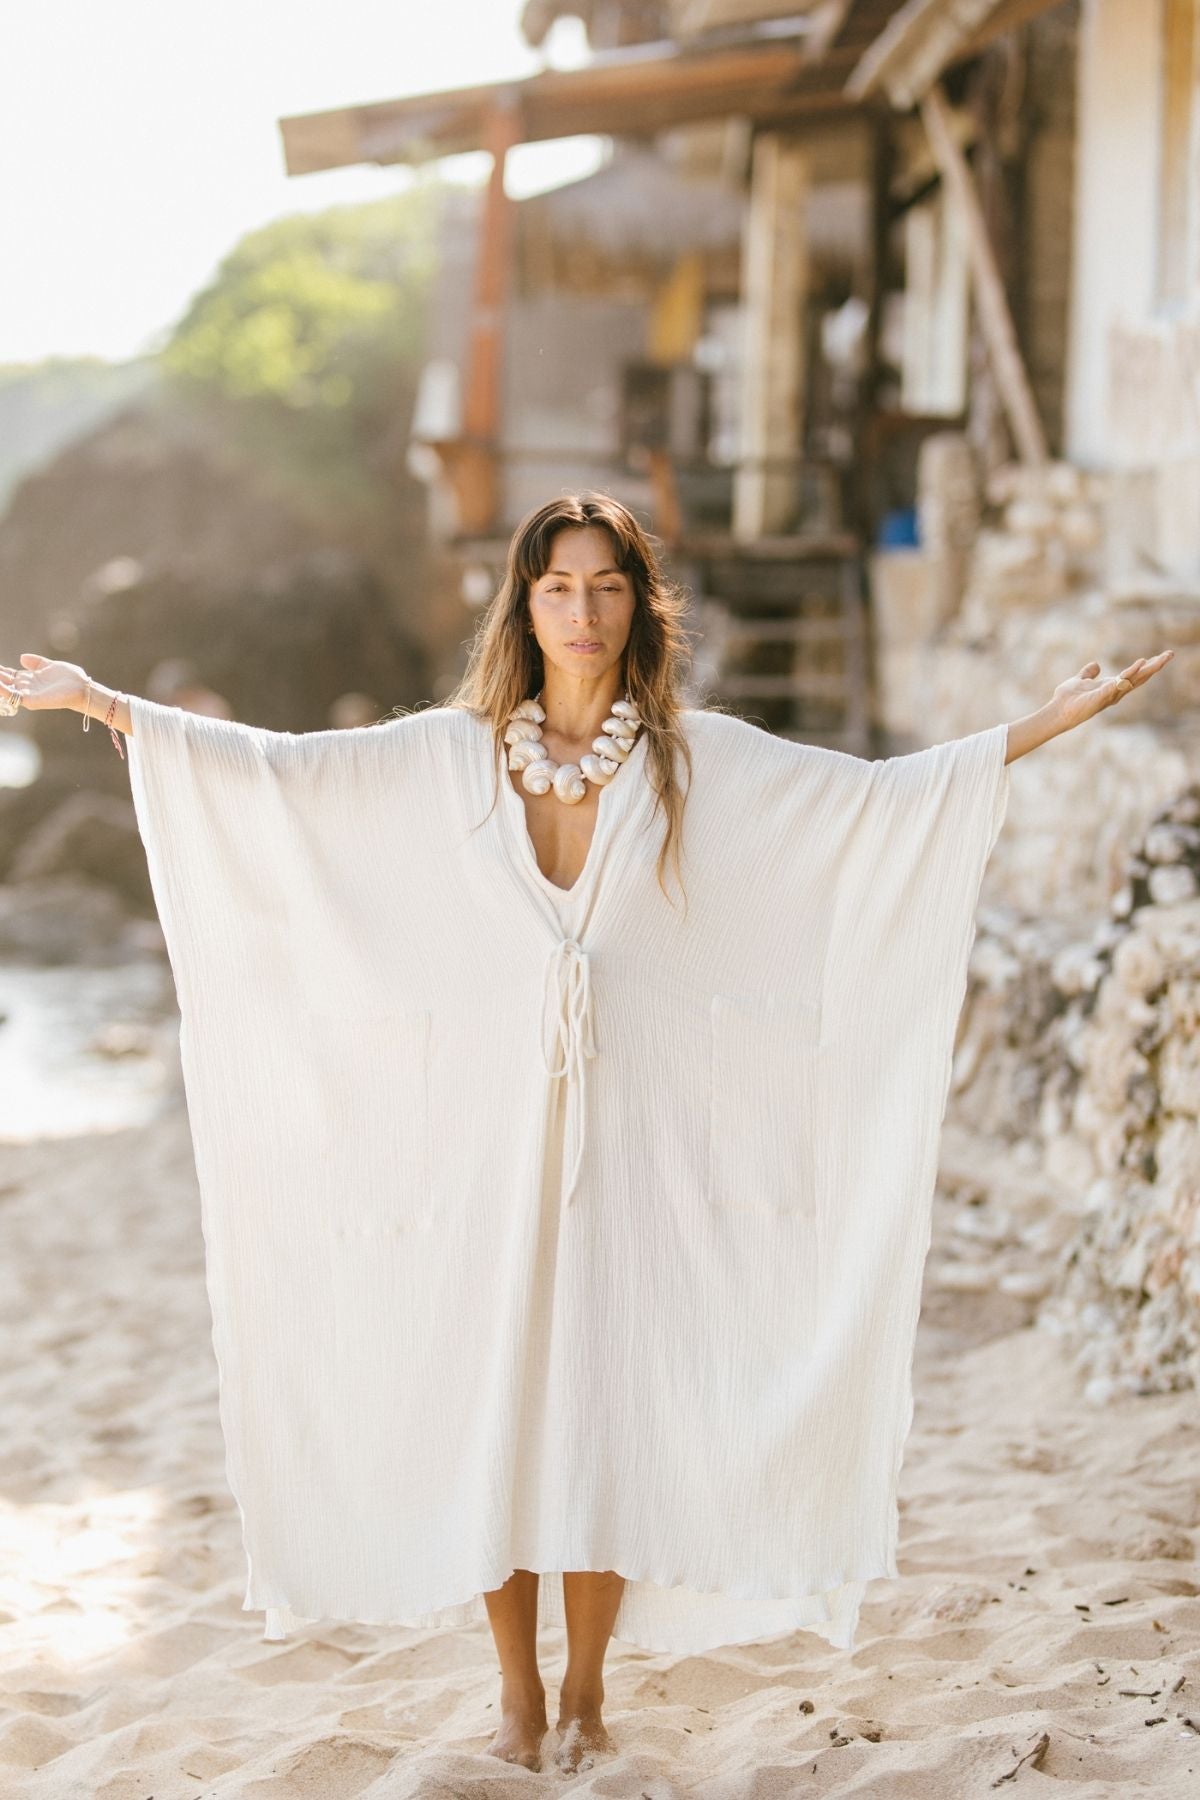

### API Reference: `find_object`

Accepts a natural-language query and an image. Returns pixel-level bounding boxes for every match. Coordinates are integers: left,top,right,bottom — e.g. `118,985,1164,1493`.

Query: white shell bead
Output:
512,699,546,721
504,719,542,744
603,717,638,740
508,738,547,771
580,754,616,784
521,759,556,795
598,734,631,761
611,700,640,721
553,762,588,803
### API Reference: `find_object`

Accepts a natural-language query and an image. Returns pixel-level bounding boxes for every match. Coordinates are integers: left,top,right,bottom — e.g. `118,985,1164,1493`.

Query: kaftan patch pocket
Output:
707,992,825,1217
304,1009,432,1236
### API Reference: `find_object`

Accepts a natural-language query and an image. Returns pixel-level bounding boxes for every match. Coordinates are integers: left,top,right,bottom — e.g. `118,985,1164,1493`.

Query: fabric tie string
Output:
540,938,597,1206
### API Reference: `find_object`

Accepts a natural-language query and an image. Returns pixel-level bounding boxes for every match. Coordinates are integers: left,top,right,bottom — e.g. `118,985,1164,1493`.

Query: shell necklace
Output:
504,692,643,804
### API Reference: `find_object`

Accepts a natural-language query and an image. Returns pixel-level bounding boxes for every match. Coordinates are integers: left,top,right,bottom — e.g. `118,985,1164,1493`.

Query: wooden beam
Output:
848,0,988,105
278,39,858,176
955,0,1074,62
803,0,856,62
919,82,1047,464
846,0,1066,107
673,0,848,47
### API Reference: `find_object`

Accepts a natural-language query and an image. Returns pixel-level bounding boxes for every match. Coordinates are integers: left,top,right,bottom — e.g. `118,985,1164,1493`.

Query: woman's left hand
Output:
1051,651,1174,732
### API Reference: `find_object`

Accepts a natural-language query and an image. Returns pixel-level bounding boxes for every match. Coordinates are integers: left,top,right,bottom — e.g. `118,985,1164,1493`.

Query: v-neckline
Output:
497,727,651,902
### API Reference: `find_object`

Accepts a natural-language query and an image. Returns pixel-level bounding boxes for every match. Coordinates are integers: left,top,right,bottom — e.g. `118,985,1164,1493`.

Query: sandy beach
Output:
1,1028,1197,1799
4,0,1200,1787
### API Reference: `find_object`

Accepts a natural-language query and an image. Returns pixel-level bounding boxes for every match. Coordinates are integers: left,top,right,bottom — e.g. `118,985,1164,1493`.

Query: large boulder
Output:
10,791,151,913
0,773,81,883
0,876,153,965
0,401,333,657
25,544,429,795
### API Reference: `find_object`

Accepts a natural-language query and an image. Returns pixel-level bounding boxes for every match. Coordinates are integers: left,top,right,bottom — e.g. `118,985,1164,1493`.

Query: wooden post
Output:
646,448,683,548
919,81,1047,466
902,185,970,414
455,97,522,535
734,131,809,541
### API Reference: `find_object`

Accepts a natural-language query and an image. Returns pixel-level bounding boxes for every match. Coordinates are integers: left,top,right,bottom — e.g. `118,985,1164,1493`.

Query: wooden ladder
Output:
683,532,873,755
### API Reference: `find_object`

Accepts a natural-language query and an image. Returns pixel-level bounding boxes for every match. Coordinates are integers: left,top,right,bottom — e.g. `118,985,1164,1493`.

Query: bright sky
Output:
0,0,604,365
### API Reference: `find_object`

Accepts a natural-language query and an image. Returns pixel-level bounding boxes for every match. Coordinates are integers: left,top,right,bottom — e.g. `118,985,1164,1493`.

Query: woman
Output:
0,493,1173,1775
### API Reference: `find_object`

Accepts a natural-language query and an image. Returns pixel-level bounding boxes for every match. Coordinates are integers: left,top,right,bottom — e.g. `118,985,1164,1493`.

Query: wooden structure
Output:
278,0,1072,749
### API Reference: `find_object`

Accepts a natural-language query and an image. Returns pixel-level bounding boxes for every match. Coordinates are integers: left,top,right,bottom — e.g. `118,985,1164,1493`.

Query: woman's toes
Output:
486,1709,546,1771
554,1712,614,1773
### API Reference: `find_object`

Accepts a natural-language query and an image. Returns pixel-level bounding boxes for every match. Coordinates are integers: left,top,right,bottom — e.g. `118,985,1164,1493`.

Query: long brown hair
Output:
446,491,695,905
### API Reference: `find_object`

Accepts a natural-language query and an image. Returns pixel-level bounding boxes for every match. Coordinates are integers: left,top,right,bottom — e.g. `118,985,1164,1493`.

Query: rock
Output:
1143,822,1200,863
0,399,434,686
1159,1034,1200,1114
9,792,152,913
0,878,148,965
1058,502,1103,552
1051,943,1106,995
1148,864,1198,905
1005,497,1060,538
1168,792,1200,826
0,399,437,896
89,1021,158,1059
1045,462,1087,503
0,774,81,884
998,1269,1053,1300
932,1263,995,1292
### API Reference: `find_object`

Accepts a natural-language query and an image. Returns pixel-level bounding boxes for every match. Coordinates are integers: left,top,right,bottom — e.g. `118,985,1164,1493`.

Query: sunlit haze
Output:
2,0,604,364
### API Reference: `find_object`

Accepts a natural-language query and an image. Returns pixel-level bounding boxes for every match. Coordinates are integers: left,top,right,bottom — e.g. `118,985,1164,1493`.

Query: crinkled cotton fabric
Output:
125,696,1010,1654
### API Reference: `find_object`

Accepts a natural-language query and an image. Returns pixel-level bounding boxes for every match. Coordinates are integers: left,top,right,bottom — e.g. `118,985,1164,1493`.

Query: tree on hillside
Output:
161,183,448,509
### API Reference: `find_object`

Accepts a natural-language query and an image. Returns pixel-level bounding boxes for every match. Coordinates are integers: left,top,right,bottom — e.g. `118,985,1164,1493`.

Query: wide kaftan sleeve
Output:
123,695,455,1643
124,694,430,1018
798,721,1012,1582
822,720,1012,1054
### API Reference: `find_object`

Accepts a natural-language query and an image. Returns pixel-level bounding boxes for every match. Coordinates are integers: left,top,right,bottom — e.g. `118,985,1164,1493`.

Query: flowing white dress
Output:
124,696,1010,1654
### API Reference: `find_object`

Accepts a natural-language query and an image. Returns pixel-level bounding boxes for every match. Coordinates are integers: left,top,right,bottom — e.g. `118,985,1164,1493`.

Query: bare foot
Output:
486,1680,548,1771
554,1689,615,1773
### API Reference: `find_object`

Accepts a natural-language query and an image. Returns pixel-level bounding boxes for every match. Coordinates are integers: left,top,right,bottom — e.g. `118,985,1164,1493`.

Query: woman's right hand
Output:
0,653,89,713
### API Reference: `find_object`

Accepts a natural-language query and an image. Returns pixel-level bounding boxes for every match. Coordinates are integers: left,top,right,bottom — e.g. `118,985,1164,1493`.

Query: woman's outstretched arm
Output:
1,654,134,734
1005,650,1174,763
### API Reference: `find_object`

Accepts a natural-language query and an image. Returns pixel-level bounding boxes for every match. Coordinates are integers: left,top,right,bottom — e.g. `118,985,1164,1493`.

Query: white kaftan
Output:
124,696,1010,1655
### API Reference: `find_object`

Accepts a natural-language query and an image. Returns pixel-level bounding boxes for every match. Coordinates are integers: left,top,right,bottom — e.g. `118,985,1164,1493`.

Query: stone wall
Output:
873,438,1200,1397
873,441,1200,922
946,796,1200,1401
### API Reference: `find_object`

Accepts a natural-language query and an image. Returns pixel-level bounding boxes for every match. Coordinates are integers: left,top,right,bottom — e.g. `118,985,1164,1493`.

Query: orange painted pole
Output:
457,97,522,532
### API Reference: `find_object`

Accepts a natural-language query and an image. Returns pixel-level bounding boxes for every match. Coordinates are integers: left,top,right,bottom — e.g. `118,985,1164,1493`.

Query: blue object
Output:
878,506,919,548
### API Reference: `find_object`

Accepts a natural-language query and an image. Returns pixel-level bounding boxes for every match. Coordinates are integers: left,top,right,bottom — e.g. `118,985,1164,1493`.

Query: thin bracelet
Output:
105,690,125,760
81,676,126,760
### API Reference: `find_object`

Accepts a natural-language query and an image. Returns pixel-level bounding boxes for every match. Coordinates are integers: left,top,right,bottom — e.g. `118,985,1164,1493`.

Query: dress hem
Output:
245,1550,896,1656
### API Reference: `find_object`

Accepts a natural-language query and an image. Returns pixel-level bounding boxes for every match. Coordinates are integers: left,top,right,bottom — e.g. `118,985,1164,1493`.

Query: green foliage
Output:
164,185,439,404
160,181,450,508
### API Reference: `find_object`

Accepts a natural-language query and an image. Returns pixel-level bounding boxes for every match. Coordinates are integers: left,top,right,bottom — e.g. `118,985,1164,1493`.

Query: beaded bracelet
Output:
82,676,126,761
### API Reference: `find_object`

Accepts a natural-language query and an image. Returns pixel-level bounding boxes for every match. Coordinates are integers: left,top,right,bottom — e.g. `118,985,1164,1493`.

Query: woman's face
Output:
527,526,636,684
